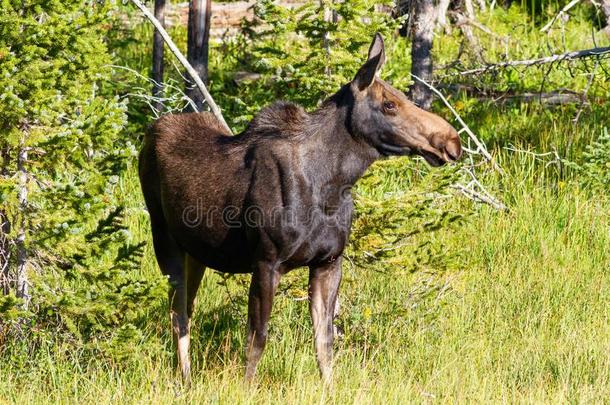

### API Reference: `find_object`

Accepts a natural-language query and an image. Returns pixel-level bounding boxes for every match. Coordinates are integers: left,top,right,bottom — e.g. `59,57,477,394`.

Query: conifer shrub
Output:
0,0,163,359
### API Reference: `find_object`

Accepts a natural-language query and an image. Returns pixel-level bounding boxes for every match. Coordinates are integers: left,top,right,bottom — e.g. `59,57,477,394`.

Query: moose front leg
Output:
244,261,281,382
309,257,342,384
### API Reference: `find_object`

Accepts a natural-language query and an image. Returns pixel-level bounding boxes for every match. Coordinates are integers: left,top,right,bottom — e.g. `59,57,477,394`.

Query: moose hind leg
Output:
244,261,281,382
148,220,192,384
168,266,191,384
168,254,205,386
309,258,342,384
185,254,205,320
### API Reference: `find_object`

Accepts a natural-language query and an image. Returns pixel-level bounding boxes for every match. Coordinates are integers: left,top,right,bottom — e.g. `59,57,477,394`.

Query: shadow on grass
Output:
188,302,247,371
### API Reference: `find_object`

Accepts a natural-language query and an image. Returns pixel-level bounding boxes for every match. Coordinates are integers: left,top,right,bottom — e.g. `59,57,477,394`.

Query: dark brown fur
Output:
138,34,462,384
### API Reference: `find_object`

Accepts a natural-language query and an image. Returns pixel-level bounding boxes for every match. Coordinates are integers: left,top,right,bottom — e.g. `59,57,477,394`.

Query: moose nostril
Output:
445,139,462,161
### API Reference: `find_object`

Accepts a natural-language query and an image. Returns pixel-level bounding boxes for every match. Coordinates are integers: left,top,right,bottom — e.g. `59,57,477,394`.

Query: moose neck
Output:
303,85,379,188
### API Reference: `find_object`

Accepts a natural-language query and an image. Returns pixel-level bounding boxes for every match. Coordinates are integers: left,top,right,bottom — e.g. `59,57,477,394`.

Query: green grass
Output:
2,153,609,403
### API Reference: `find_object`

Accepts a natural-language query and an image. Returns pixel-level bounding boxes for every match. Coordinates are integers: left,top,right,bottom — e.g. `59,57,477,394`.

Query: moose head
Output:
349,33,462,166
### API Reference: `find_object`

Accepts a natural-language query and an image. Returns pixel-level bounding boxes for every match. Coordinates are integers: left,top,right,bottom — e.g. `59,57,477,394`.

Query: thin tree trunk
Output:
321,0,337,76
186,0,212,112
16,142,29,308
437,0,451,33
409,0,436,110
0,210,10,295
601,0,610,37
152,0,166,113
0,146,10,296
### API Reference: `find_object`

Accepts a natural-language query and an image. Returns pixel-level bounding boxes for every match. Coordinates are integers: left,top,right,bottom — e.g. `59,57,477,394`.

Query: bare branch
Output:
452,183,508,211
409,73,503,173
445,46,610,76
541,0,582,33
130,0,233,134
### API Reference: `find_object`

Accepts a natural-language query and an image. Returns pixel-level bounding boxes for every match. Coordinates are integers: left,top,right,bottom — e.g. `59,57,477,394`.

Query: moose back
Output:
138,33,462,384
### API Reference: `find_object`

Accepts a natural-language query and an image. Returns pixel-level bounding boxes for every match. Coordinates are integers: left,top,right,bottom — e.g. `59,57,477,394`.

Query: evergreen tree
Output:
0,0,160,351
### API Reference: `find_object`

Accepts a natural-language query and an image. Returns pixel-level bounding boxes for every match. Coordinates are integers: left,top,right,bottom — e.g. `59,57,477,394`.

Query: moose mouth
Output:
419,150,447,167
377,142,413,157
377,143,449,167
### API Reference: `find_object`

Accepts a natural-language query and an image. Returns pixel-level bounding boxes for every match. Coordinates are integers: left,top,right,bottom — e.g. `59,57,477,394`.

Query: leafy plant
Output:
566,127,610,191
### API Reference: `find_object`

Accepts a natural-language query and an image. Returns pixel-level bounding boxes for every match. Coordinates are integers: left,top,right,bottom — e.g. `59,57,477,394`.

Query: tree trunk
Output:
409,0,436,111
16,143,29,308
0,211,10,295
321,0,338,76
437,0,451,33
601,0,610,37
152,0,166,113
185,0,212,112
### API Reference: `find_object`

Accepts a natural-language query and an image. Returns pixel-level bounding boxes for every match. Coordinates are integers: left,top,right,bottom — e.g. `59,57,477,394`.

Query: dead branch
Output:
541,0,582,33
436,84,593,104
452,183,508,211
410,73,502,173
130,0,233,134
445,46,610,76
110,64,199,116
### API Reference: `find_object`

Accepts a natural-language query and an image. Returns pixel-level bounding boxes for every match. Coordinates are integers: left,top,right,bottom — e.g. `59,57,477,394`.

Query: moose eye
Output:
383,101,396,112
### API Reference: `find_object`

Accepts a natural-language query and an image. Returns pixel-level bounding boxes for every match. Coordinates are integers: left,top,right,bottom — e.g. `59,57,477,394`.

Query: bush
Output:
0,0,161,359
568,127,610,191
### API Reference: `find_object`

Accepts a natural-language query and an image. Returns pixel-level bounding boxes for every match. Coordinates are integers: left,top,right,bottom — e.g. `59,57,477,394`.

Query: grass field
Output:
2,127,609,403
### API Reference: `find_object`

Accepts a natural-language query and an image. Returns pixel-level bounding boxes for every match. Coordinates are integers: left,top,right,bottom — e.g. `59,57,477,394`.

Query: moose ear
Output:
353,33,386,91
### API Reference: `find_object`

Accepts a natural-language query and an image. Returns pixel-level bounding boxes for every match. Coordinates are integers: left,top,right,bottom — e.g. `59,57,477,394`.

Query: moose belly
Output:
172,224,256,273
163,193,352,272
278,214,352,269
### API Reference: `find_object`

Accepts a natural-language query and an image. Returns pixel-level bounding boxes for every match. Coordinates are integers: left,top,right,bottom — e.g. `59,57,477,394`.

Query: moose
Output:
138,33,462,384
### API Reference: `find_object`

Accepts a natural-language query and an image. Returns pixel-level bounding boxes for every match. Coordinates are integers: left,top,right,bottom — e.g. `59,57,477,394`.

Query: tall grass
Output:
1,163,608,403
